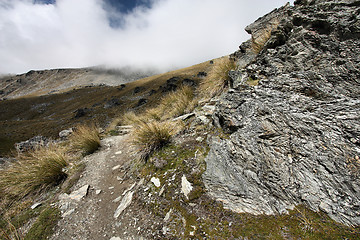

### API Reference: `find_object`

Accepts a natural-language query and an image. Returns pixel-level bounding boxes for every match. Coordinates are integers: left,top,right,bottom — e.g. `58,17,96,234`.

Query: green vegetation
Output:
0,145,68,198
24,206,60,240
247,76,260,86
199,57,236,98
70,124,100,156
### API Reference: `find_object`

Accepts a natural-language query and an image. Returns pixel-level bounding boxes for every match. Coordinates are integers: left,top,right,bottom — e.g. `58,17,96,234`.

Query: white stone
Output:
151,177,161,188
62,209,75,217
110,237,121,240
115,151,122,155
114,191,134,218
164,209,172,222
122,183,136,196
198,115,210,124
59,128,73,138
62,185,89,202
113,196,122,203
181,175,193,200
159,186,165,196
137,178,145,187
95,190,102,195
109,186,114,190
162,226,169,235
196,137,204,142
112,165,121,170
30,202,42,209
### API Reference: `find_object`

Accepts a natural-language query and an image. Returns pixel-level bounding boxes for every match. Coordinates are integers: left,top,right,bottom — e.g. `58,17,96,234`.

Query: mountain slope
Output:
0,61,212,156
0,67,156,100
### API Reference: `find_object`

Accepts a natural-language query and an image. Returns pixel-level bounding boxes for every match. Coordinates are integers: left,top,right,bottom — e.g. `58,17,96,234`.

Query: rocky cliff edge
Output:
204,0,360,226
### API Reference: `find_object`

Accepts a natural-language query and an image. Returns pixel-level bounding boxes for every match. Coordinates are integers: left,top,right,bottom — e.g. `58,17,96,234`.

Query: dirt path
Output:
51,134,145,240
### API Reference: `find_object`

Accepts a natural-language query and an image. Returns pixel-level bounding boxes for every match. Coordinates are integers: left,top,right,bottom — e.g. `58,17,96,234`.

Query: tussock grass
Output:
122,111,148,125
70,124,100,156
125,87,194,160
0,145,68,198
199,57,236,98
122,86,196,126
159,85,196,119
132,120,178,160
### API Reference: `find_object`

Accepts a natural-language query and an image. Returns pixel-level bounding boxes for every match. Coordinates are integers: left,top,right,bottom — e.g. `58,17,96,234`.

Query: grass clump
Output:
0,145,68,198
70,124,100,156
132,120,178,160
199,57,236,98
159,85,196,119
122,86,196,125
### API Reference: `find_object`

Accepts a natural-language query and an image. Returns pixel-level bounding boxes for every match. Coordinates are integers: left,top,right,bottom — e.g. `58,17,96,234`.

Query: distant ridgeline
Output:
203,0,360,226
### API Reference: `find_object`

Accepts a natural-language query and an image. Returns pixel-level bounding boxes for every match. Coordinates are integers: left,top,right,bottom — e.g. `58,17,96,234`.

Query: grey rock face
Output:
204,0,360,226
15,136,49,153
59,128,73,138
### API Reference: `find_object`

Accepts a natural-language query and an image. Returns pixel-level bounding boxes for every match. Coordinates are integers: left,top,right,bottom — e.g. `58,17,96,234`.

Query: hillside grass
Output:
199,57,236,98
0,122,103,239
0,144,68,198
0,60,212,157
132,120,178,160
70,124,100,156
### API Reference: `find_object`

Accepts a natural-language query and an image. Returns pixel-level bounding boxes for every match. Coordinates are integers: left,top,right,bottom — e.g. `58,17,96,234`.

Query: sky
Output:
0,0,293,74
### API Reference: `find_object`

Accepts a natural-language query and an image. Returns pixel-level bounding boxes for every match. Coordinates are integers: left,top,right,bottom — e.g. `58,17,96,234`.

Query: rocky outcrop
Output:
15,136,49,153
204,0,360,226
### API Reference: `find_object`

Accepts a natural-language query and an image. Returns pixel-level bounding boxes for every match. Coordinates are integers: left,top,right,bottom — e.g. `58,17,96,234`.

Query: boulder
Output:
15,136,49,153
59,128,74,138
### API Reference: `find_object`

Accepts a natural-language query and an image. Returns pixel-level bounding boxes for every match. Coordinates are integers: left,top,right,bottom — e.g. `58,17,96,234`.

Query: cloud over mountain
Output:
0,0,292,74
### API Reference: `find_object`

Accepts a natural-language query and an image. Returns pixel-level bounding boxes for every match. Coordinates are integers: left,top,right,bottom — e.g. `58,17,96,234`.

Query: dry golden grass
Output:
199,57,236,98
149,86,197,120
122,111,148,125
132,120,178,160
157,85,196,119
70,124,100,156
121,85,196,126
0,145,68,198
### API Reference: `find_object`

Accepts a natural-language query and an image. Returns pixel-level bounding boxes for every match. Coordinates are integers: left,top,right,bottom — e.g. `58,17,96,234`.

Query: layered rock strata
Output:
204,0,360,226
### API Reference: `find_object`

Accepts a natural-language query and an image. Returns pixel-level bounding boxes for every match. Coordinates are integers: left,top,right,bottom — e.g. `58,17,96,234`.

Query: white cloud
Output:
0,0,293,74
